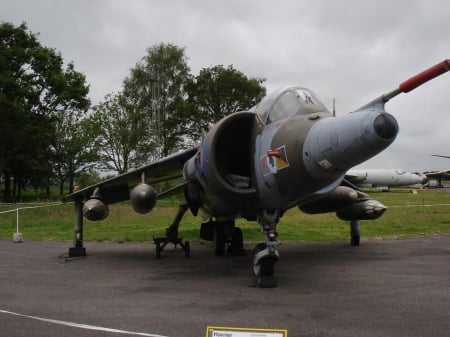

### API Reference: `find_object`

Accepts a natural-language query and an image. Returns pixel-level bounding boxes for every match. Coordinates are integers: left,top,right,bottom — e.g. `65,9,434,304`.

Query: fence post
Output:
13,208,23,243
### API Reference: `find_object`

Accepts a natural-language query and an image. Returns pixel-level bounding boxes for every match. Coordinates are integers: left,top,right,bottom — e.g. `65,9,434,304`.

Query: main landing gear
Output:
200,219,245,256
156,202,246,259
153,202,190,258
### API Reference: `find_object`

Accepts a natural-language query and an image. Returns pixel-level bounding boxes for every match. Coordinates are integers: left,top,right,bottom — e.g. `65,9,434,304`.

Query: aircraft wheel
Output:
230,227,245,255
257,258,277,288
155,241,161,259
252,243,267,276
184,241,190,258
232,227,243,247
213,225,225,256
253,243,266,255
253,243,277,288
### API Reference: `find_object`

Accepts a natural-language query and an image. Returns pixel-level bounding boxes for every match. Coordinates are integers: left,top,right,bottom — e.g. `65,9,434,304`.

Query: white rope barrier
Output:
388,203,450,208
0,202,63,242
0,202,63,214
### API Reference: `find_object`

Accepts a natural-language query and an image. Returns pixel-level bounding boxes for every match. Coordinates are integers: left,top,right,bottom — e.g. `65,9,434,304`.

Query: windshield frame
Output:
251,86,329,125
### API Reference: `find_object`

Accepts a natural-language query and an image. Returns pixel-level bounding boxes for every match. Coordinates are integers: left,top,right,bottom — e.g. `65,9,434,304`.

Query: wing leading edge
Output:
63,147,198,203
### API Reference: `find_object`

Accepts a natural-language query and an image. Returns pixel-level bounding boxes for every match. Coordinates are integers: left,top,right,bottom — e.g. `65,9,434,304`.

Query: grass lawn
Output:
1,189,450,243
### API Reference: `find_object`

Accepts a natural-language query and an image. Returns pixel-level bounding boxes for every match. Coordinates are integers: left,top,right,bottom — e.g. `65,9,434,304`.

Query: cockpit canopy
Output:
250,86,329,125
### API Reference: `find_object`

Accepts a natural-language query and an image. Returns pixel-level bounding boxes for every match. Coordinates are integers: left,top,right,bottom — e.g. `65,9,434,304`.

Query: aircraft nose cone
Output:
365,199,387,218
374,113,398,140
336,198,387,221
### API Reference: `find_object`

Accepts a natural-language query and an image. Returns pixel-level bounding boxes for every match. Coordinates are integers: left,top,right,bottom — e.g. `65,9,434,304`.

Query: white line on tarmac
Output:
0,310,169,337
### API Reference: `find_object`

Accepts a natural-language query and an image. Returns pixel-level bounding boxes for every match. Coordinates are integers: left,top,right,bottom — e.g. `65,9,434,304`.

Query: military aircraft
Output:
426,156,450,187
64,59,449,287
345,169,426,190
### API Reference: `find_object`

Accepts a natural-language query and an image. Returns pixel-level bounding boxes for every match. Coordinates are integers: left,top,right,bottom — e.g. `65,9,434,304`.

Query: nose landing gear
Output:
253,209,282,288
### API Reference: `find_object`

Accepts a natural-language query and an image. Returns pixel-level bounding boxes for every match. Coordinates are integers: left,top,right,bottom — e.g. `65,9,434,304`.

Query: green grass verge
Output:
1,189,450,243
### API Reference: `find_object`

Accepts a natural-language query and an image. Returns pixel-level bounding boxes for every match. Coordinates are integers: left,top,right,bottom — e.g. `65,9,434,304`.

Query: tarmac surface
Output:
1,235,449,337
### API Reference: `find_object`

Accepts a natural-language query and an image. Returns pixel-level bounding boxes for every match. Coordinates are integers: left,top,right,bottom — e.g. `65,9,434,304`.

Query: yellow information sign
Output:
206,326,288,337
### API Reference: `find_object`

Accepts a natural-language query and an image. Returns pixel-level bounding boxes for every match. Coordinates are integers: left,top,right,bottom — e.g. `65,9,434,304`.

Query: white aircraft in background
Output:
345,169,426,190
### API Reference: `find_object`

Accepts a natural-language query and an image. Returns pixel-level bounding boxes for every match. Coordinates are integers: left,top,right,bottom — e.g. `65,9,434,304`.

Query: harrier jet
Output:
65,60,449,287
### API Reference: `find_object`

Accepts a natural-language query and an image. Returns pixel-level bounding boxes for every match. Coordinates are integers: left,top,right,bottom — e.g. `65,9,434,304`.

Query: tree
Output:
184,65,266,140
92,47,267,175
0,22,90,200
51,111,100,195
122,43,192,159
91,92,149,174
76,170,101,189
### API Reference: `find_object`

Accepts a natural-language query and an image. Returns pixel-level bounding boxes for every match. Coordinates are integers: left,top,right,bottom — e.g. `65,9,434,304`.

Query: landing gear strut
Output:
213,222,245,256
200,220,245,256
253,210,282,288
153,202,190,258
69,197,87,257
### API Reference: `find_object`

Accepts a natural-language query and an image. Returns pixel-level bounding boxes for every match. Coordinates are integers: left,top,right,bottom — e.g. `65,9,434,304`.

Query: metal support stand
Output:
153,202,190,258
350,220,360,246
69,198,86,257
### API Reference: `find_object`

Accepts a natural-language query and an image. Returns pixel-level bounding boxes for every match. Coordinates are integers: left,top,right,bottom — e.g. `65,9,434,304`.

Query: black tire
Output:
213,225,225,256
258,256,275,277
155,241,161,259
184,241,190,258
232,227,243,249
230,227,245,255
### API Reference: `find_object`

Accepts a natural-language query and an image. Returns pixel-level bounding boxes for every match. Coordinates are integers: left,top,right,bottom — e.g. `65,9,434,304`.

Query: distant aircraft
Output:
427,155,450,186
64,59,449,287
345,169,426,190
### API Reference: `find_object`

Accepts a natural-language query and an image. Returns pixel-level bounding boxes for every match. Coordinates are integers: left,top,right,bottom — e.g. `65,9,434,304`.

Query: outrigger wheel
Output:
154,235,190,258
153,202,190,258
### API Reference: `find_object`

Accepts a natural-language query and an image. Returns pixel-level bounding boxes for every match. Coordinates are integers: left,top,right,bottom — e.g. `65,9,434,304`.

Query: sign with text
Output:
206,326,287,337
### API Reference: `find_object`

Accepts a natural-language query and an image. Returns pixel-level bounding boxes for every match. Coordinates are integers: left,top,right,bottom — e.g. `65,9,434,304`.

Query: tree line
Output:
0,22,266,201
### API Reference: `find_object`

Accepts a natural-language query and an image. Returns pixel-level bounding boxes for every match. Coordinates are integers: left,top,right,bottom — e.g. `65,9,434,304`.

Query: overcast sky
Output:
3,0,450,172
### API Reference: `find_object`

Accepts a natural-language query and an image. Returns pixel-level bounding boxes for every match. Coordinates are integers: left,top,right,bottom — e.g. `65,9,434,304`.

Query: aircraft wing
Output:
344,171,367,182
423,169,450,179
63,147,198,204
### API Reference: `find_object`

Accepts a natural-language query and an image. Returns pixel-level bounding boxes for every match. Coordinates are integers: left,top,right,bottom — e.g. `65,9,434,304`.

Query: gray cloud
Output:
3,0,450,171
